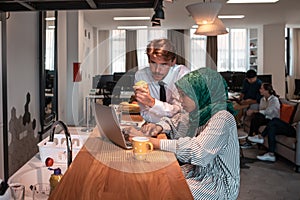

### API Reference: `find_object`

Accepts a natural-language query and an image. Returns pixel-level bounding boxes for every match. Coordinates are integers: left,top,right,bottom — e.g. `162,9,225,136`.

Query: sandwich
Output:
133,80,148,90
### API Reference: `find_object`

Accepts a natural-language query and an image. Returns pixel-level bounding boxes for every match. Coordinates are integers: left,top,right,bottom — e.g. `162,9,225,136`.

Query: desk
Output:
82,95,105,132
49,128,193,200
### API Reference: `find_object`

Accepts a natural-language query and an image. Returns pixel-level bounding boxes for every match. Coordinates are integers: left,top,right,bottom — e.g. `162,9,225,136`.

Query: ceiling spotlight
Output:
155,8,165,20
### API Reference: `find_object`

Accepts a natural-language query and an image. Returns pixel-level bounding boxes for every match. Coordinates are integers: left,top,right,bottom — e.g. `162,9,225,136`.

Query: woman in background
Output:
247,83,280,145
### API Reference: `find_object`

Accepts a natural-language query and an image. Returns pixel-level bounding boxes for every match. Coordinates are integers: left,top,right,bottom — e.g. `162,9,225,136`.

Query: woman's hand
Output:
141,123,163,137
149,137,160,149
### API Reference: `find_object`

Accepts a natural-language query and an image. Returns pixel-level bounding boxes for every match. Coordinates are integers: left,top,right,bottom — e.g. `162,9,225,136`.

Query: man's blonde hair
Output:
146,39,176,61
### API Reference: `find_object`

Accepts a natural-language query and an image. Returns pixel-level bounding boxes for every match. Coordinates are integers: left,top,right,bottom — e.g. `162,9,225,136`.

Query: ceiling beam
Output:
86,0,97,9
14,0,36,11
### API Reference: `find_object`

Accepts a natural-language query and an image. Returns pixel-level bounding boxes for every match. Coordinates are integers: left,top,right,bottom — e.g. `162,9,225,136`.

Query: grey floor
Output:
238,143,300,200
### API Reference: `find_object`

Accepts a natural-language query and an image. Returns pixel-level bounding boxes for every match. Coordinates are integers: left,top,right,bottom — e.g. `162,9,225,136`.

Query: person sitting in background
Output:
131,68,240,199
242,83,280,149
234,69,262,126
248,117,296,162
134,38,190,123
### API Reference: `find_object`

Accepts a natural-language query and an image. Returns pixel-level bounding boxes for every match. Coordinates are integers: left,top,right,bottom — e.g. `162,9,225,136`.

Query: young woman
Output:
132,68,240,199
247,83,280,147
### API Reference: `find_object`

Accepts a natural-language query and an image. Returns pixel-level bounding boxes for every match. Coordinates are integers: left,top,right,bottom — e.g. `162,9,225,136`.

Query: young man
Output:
239,69,262,109
134,39,190,123
234,69,262,124
235,69,263,148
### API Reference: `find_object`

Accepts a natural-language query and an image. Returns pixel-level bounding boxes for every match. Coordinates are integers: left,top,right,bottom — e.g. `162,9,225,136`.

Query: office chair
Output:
96,75,114,95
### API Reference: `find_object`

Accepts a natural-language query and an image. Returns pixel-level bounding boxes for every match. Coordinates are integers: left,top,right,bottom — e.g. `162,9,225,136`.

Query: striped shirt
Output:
160,110,240,199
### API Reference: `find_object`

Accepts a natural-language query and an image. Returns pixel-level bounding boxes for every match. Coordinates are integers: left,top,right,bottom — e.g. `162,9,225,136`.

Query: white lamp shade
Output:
186,2,222,25
194,18,228,36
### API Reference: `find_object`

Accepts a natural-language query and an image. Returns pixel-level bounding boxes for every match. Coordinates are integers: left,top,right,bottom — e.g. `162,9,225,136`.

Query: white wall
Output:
66,11,80,125
0,12,40,179
262,24,286,97
61,11,97,126
7,12,39,135
58,11,67,123
6,12,40,176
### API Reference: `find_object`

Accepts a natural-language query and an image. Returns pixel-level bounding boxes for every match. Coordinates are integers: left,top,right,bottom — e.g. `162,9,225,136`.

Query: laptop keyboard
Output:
125,140,132,147
122,129,133,148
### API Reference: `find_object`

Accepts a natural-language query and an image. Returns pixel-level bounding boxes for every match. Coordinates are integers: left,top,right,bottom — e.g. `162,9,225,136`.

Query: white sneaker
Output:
257,152,276,162
248,135,264,144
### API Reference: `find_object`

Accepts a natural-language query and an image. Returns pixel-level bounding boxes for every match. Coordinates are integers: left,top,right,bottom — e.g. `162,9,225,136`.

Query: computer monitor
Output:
220,71,233,90
113,71,135,91
92,75,101,89
231,72,246,92
113,72,125,82
257,75,272,84
95,75,114,94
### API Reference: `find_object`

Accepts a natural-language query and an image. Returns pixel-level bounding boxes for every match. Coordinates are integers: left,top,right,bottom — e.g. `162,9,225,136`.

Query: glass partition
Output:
39,11,58,139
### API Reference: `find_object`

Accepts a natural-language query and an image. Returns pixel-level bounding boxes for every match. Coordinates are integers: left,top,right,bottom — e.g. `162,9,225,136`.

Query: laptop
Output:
93,103,132,149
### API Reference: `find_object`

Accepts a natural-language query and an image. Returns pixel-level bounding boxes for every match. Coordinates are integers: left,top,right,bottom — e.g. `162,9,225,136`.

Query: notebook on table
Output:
93,103,132,149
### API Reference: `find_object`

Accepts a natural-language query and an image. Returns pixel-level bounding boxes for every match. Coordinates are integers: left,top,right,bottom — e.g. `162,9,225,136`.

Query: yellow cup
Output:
132,136,153,160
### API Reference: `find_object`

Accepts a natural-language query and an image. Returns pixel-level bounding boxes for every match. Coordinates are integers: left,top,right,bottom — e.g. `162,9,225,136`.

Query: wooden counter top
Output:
49,128,193,200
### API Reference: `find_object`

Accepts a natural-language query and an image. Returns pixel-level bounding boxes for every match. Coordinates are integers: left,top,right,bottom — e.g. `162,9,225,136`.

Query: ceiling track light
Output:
151,15,161,24
152,20,161,27
153,0,165,20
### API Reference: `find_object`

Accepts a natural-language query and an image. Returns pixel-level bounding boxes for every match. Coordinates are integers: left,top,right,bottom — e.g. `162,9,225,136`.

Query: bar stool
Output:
238,129,250,169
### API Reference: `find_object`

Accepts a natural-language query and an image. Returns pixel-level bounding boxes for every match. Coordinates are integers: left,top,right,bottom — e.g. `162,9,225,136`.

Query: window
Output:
110,29,167,73
110,28,248,73
190,30,206,71
137,29,167,69
45,25,55,70
218,28,247,72
110,30,126,73
189,28,248,72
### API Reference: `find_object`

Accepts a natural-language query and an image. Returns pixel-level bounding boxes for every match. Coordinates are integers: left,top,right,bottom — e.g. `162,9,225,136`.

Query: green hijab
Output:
175,68,236,136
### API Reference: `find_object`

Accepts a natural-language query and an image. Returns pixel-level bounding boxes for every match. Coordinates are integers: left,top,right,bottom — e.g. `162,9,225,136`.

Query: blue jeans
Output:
261,118,296,153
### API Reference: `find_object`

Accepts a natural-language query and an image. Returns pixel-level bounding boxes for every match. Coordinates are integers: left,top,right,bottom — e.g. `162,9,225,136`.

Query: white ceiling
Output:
83,0,300,30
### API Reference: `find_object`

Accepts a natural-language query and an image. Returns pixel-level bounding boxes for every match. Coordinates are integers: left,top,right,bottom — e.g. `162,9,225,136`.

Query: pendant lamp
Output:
186,1,222,25
194,18,228,36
